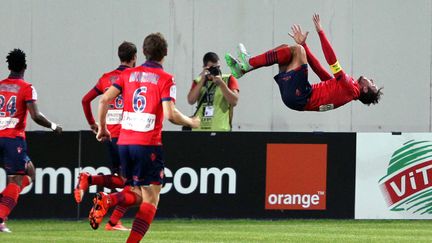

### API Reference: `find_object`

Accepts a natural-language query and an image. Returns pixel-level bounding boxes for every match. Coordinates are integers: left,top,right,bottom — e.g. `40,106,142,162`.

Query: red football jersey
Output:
304,73,360,111
94,67,127,138
0,77,37,138
302,30,360,111
114,61,176,145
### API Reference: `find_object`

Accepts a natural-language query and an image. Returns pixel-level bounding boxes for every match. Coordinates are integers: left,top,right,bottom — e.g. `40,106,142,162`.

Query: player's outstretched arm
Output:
313,13,344,76
27,102,62,134
96,86,120,142
289,24,332,81
162,100,200,128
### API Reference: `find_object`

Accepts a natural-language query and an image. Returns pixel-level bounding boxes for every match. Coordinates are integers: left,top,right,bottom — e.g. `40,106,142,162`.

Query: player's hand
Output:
200,67,210,81
313,13,323,32
190,116,201,129
210,75,223,86
90,123,99,134
96,125,111,142
53,124,63,134
289,24,309,45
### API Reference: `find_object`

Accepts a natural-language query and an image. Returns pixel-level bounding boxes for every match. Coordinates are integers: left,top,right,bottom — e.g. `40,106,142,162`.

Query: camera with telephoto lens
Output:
207,65,221,76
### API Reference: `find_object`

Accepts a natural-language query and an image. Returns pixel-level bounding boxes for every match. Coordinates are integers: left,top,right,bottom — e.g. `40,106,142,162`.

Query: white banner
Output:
356,133,432,219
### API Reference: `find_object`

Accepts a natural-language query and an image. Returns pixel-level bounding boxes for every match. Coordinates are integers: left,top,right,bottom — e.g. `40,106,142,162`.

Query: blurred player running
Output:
76,41,137,231
89,32,199,242
226,14,382,111
0,49,62,233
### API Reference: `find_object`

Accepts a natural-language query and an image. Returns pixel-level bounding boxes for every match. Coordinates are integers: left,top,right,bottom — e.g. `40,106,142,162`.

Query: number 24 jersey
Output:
0,77,37,138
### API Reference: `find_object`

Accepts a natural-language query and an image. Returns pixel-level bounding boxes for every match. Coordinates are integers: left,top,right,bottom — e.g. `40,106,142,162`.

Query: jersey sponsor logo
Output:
265,144,327,210
0,117,19,130
106,109,123,125
121,111,155,132
379,140,432,215
0,84,20,93
31,86,38,100
170,85,176,100
129,72,160,84
109,75,119,83
319,104,334,112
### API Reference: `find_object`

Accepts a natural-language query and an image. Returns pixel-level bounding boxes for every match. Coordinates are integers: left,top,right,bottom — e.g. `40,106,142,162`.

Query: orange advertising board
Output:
265,144,327,210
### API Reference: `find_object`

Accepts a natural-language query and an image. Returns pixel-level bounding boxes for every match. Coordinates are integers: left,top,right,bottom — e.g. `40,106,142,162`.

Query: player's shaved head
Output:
6,49,27,73
118,41,137,63
143,32,168,62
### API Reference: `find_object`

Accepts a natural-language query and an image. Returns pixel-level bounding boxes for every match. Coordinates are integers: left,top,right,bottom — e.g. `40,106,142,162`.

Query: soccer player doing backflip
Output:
226,14,382,111
76,41,138,231
0,49,62,232
89,33,200,242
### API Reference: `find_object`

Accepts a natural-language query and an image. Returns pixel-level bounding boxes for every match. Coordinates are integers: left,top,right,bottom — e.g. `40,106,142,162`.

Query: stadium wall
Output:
0,0,431,132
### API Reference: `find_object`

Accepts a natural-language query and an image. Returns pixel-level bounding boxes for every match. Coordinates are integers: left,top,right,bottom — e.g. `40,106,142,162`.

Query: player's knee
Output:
290,45,306,63
291,45,305,56
26,161,36,181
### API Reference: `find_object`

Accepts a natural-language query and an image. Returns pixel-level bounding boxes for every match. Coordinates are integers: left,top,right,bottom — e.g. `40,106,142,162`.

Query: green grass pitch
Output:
0,219,430,242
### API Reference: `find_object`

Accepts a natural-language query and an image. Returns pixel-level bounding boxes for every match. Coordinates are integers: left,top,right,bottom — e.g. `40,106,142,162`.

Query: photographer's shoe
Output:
225,53,243,79
237,43,253,72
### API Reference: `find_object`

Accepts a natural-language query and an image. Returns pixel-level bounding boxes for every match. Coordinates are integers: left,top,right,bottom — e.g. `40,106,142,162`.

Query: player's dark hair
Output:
359,87,383,105
6,49,27,73
118,41,137,63
203,52,219,66
143,33,168,62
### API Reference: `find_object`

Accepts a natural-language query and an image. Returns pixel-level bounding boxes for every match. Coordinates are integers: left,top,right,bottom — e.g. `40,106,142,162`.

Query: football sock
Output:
249,44,292,68
20,175,31,191
0,183,20,221
127,203,156,243
108,206,128,226
108,187,137,207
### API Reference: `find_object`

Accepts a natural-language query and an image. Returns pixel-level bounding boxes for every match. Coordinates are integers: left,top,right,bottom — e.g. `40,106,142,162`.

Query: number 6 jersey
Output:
0,76,37,138
113,61,176,146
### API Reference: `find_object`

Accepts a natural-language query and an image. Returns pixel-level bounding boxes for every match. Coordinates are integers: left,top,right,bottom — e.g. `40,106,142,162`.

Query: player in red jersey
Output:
0,49,62,233
75,41,137,231
226,14,382,111
88,33,200,242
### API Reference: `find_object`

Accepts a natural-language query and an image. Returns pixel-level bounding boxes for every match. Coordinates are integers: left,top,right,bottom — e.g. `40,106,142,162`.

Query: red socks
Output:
108,187,137,207
0,183,21,221
90,175,125,189
108,206,128,226
249,44,292,68
127,203,157,243
20,176,31,190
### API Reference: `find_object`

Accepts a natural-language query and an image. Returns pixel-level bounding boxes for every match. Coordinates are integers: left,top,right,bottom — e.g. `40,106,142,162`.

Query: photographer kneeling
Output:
187,52,239,131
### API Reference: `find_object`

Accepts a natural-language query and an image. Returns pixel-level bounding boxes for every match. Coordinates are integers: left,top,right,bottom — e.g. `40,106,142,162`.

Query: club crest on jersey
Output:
160,169,164,179
110,75,119,84
17,146,22,154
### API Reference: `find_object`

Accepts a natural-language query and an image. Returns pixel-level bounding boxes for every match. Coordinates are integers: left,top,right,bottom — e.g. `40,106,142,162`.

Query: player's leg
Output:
273,45,311,111
127,185,160,243
74,139,126,203
127,145,164,242
88,145,139,230
105,138,130,231
239,43,296,71
0,138,28,232
278,44,307,73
